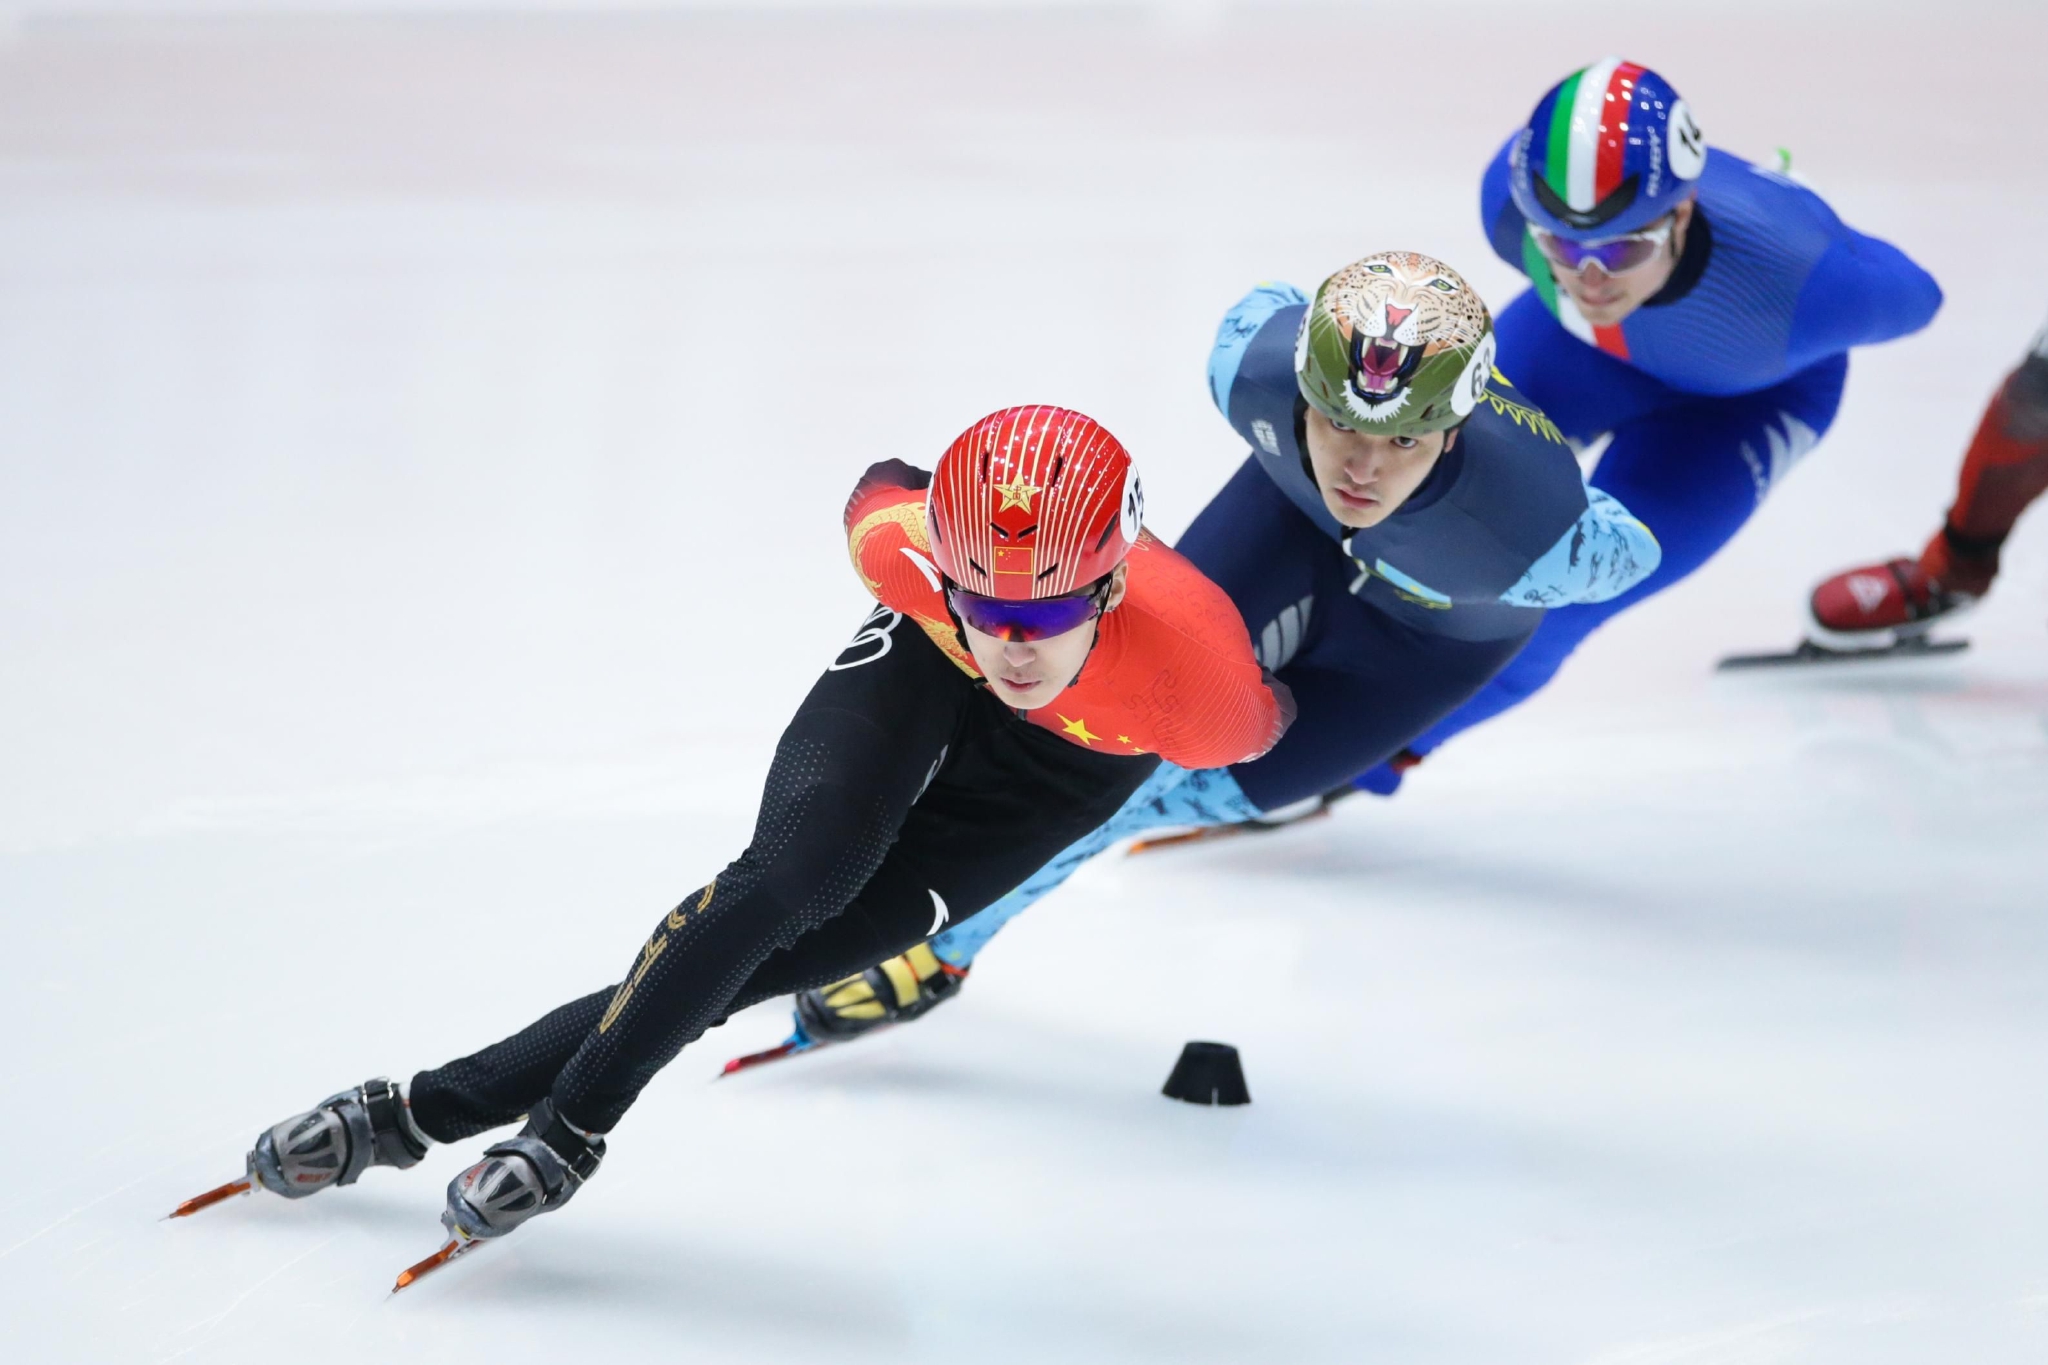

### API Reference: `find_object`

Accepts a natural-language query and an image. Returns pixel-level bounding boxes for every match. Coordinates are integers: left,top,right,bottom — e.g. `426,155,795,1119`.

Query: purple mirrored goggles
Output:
946,578,1111,643
1530,217,1674,276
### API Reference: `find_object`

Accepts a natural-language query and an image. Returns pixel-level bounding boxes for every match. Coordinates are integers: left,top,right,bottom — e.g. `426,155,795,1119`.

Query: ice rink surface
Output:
3,2,2047,1360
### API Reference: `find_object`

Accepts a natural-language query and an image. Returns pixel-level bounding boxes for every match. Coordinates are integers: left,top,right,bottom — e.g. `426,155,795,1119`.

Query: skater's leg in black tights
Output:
544,711,1150,1131
408,845,1086,1143
407,862,973,1143
408,991,609,1144
408,622,975,1141
410,620,1155,1142
405,871,931,1146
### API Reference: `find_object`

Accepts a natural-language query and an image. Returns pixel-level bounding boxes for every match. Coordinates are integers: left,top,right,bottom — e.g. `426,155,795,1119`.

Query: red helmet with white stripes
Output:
927,406,1144,602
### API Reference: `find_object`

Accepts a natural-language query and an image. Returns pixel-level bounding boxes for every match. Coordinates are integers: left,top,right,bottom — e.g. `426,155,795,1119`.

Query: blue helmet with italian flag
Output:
1509,59,1705,240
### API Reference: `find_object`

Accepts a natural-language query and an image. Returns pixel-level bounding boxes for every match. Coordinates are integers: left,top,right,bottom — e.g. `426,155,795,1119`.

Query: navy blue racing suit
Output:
930,285,1659,965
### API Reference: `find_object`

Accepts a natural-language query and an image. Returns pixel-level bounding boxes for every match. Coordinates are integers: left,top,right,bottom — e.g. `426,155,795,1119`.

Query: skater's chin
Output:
1559,280,1645,327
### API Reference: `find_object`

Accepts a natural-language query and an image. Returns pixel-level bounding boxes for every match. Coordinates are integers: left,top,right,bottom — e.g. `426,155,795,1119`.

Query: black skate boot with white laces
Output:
442,1098,604,1242
248,1076,431,1199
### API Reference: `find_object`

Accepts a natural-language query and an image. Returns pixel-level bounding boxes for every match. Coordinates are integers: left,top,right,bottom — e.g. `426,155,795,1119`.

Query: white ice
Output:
3,4,2047,1362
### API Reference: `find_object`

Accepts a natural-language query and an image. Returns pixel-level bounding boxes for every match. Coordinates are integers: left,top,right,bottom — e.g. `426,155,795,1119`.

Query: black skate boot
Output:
171,1076,431,1218
442,1098,604,1242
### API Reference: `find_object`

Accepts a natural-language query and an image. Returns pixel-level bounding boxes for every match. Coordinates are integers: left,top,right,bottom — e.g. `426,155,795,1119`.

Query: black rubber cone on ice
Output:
1161,1041,1250,1106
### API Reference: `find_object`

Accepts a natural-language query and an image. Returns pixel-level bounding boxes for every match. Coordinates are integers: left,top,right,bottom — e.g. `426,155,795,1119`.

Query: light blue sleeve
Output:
930,765,1261,967
1209,282,1308,421
1498,488,1662,607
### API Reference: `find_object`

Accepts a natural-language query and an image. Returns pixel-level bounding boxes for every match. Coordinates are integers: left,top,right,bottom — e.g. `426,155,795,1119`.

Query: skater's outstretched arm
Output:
1498,487,1661,607
1789,227,1942,366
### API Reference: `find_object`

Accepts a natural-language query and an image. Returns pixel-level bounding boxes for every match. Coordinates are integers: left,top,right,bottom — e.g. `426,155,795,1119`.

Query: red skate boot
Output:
1719,553,1975,669
1806,556,1977,649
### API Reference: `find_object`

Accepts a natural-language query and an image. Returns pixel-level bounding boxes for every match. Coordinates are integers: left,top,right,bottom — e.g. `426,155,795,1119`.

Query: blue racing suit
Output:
1351,141,1941,790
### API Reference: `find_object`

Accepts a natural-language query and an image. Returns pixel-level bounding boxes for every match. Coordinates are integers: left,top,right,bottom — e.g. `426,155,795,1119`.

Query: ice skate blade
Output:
1126,804,1330,856
392,1235,483,1294
718,1036,820,1078
166,1177,253,1219
1126,826,1223,855
1716,635,1969,671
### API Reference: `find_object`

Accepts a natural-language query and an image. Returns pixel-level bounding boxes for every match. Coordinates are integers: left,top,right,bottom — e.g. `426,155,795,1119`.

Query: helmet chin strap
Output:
1063,616,1107,692
1060,577,1119,693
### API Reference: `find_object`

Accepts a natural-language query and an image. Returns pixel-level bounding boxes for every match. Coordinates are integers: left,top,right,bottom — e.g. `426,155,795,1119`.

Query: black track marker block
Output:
1161,1041,1250,1106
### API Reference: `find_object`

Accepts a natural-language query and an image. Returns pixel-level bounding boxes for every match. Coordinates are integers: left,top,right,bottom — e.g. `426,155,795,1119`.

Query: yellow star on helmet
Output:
1057,713,1101,746
993,473,1040,513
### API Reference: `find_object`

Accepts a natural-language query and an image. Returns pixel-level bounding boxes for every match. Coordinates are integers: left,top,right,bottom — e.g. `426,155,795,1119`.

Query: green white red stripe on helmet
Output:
1542,57,1647,216
1517,59,1701,241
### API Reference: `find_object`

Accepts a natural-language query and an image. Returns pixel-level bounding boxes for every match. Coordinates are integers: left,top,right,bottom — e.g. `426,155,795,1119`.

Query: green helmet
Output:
1293,251,1498,438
